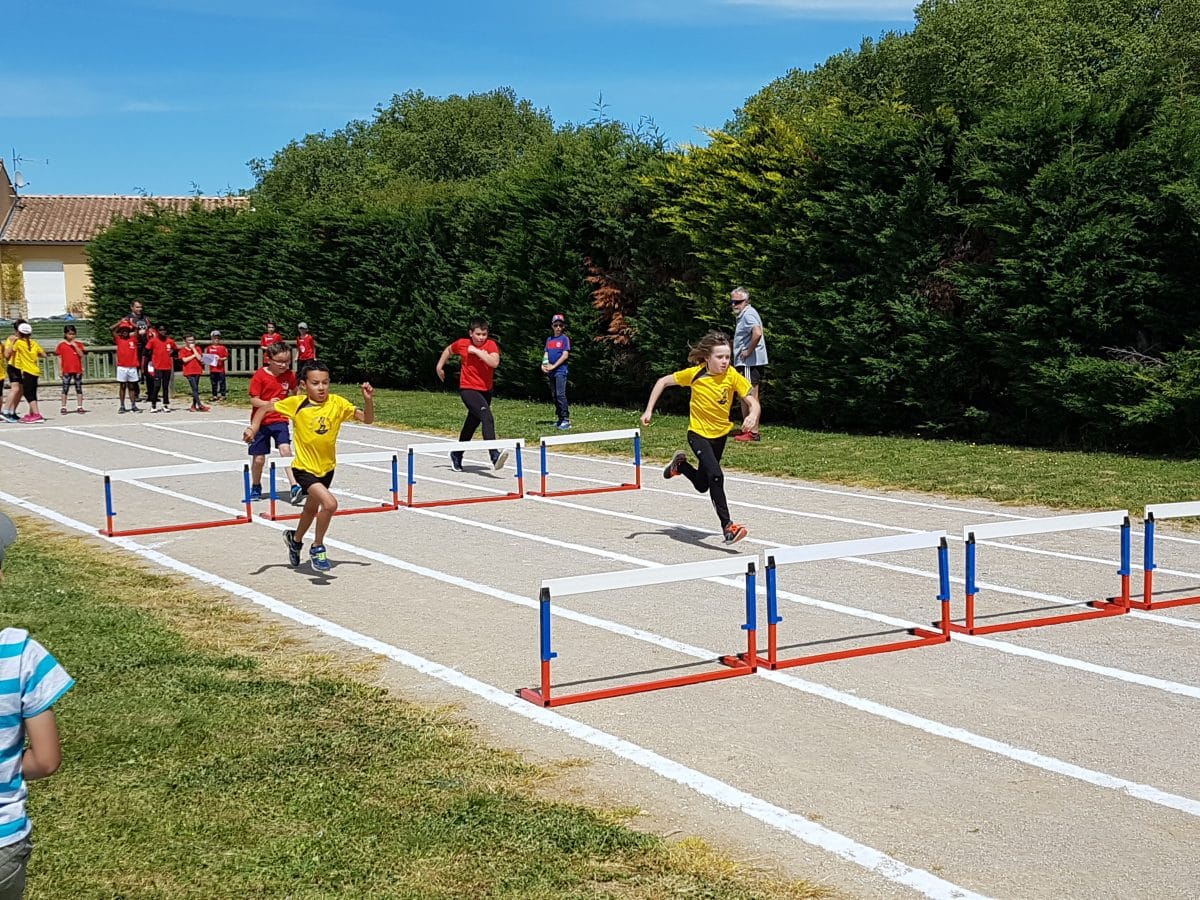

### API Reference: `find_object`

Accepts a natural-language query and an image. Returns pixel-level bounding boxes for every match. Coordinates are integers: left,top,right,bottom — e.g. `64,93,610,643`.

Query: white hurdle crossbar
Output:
957,510,1131,634
264,451,402,522
1138,501,1200,610
520,555,760,707
743,531,952,670
101,458,254,537
531,428,642,498
405,438,525,508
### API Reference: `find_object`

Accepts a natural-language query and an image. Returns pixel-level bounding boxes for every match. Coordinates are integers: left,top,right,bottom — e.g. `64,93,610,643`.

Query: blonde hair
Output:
687,331,732,366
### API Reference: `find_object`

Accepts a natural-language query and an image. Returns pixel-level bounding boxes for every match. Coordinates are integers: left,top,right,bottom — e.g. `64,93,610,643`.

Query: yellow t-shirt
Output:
272,393,357,476
10,338,45,376
672,364,752,439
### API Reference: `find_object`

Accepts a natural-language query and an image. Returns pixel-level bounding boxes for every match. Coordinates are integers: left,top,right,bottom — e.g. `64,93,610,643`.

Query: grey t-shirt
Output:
733,304,768,366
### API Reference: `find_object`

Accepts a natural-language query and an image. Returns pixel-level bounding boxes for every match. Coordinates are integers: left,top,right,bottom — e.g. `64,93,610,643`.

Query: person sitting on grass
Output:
243,362,374,573
55,324,87,415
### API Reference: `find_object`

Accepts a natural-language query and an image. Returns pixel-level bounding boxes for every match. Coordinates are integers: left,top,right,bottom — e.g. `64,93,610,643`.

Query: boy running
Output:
435,318,508,471
247,342,299,503
55,325,87,414
243,363,374,572
641,331,760,544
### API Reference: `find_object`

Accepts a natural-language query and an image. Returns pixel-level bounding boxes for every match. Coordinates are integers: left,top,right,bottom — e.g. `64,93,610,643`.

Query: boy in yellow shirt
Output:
641,331,760,544
244,361,374,571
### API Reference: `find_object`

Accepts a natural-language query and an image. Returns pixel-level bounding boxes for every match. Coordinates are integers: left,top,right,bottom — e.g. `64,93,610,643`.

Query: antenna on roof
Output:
10,148,49,192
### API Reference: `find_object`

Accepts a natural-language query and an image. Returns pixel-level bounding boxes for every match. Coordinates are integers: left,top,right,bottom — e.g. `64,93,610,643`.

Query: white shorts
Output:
116,366,140,383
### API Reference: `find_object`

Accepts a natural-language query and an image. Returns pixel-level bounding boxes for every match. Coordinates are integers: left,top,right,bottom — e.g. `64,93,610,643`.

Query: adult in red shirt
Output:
247,341,300,503
204,329,229,402
295,322,316,377
435,318,506,471
55,324,87,414
144,328,175,412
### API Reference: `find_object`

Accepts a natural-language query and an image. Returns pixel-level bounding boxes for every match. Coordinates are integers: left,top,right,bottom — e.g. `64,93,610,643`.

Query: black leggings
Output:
147,370,171,407
458,389,496,443
678,430,732,529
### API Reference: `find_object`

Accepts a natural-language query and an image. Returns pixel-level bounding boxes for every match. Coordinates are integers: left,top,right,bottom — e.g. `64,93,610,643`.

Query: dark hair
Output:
267,341,291,358
687,331,732,365
302,360,330,380
63,325,76,335
468,318,489,333
13,319,26,332
184,333,194,340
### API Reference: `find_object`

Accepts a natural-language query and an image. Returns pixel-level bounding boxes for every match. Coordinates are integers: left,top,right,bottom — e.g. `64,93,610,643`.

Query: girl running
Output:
641,331,760,544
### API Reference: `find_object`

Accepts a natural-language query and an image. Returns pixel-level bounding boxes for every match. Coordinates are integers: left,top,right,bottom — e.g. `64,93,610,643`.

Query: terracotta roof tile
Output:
0,195,250,244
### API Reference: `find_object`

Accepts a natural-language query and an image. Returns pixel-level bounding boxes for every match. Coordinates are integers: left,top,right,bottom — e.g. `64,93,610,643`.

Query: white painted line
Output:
545,555,757,597
1145,500,1200,521
771,531,946,567
965,511,1128,542
0,490,988,900
539,428,639,447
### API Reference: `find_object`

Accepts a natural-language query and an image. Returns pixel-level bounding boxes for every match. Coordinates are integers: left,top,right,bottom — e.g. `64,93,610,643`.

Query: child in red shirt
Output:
205,330,228,401
178,334,209,412
260,321,284,363
435,318,507,471
112,325,142,413
295,322,316,378
145,328,175,412
247,342,300,503
55,324,87,414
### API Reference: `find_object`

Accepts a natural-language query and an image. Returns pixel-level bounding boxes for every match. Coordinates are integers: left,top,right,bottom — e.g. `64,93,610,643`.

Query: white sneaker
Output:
493,449,509,471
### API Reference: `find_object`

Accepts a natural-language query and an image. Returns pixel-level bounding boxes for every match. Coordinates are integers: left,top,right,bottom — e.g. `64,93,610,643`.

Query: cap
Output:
297,322,308,330
551,314,565,325
16,322,32,335
210,329,221,337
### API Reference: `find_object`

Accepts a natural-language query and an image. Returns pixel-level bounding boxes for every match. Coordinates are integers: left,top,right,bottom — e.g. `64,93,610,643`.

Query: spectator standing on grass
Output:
178,335,209,412
248,342,301,505
0,627,73,900
730,287,768,442
55,325,87,415
144,327,174,413
112,324,142,414
641,330,760,545
115,301,151,408
7,323,46,424
205,330,228,402
541,313,571,430
2,321,29,423
435,318,509,472
260,321,284,363
295,322,316,379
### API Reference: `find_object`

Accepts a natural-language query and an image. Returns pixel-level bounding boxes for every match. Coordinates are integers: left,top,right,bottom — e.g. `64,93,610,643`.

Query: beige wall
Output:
0,243,93,317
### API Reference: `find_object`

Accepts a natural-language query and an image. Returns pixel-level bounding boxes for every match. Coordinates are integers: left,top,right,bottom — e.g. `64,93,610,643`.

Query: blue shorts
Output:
248,421,292,456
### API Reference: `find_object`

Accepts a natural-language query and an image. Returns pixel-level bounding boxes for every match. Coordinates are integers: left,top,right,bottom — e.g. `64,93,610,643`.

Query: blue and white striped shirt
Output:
0,628,74,848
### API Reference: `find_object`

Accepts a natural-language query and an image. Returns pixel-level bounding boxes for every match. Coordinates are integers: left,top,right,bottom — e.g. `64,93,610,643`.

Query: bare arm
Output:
739,325,763,361
739,391,761,432
640,374,678,426
242,402,275,443
354,383,375,424
22,709,62,781
546,350,569,372
468,345,500,368
435,345,454,382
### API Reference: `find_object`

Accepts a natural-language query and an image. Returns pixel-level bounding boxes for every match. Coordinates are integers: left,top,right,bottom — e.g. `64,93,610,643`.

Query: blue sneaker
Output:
450,452,464,472
309,544,331,572
289,484,304,506
283,529,302,567
248,485,263,502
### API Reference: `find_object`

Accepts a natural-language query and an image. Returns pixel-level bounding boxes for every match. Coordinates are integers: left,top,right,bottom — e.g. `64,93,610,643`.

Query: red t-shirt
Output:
451,337,500,392
249,366,297,425
147,334,174,371
180,344,204,376
204,343,228,373
295,333,316,361
115,336,140,368
261,332,284,349
55,340,85,375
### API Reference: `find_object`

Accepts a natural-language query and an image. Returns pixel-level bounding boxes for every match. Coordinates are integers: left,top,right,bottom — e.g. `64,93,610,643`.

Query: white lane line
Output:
0,489,988,900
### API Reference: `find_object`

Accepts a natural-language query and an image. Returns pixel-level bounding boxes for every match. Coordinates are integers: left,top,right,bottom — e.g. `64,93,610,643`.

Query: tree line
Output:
88,0,1200,452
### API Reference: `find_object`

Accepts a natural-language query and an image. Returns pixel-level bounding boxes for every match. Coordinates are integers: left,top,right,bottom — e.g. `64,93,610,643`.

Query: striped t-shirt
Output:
1,628,73,848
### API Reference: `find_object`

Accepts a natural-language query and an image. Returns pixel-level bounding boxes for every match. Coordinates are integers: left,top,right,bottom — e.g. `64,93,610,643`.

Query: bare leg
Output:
295,482,338,545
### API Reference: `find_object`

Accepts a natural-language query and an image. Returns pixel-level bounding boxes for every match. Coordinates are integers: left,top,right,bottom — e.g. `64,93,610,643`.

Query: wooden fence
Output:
34,341,265,385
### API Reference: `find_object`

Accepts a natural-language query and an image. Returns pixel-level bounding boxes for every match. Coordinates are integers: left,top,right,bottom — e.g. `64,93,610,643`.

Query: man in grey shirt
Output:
731,286,767,441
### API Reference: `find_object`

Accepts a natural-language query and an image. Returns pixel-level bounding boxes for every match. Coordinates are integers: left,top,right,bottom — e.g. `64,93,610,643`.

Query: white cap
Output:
297,322,308,330
16,322,32,335
210,329,221,337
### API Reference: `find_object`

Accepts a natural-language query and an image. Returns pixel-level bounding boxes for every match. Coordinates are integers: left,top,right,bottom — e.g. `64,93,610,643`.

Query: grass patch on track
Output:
4,520,827,899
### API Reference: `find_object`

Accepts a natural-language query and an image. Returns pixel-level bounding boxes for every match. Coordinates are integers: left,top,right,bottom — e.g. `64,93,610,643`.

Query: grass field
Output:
5,522,825,899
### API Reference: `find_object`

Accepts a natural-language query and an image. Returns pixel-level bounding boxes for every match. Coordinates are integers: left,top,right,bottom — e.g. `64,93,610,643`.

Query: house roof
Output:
0,194,250,244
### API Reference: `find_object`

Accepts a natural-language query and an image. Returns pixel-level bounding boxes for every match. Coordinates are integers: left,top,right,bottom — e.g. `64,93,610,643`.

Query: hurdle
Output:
405,438,524,508
262,452,402,522
722,531,951,671
1135,501,1200,610
518,555,759,707
953,510,1131,635
101,460,253,537
528,428,641,498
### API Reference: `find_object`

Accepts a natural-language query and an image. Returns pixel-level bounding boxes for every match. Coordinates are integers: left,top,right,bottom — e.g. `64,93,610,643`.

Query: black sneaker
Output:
450,452,464,472
663,451,687,479
493,449,509,471
283,529,302,567
723,523,748,544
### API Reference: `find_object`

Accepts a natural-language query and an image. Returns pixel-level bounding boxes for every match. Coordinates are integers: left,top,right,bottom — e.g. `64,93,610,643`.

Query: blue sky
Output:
2,1,916,196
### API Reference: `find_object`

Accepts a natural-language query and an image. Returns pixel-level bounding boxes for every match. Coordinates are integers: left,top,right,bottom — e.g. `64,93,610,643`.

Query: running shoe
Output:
163,405,172,412
249,485,263,502
493,449,510,471
20,413,44,424
151,407,163,414
76,408,87,414
663,451,687,479
117,407,128,415
289,485,304,506
130,404,142,413
309,544,331,572
450,452,464,472
60,407,68,415
283,529,303,566
723,523,748,544
733,431,761,442
556,420,571,430
196,404,210,412
210,396,219,403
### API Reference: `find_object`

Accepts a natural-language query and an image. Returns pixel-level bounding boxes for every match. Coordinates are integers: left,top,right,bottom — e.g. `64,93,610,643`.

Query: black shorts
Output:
6,366,20,384
740,365,766,386
293,469,334,493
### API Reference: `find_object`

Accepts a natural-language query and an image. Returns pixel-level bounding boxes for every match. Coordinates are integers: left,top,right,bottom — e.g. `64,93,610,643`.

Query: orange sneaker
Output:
723,523,748,544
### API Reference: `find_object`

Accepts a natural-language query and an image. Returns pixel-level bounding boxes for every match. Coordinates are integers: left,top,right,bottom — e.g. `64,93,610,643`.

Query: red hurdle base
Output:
1128,571,1200,611
947,584,1129,636
100,514,252,538
406,491,523,509
528,482,639,499
263,497,399,522
721,623,948,671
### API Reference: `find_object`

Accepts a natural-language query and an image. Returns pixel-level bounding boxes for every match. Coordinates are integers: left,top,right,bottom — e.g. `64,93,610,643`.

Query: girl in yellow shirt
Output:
4,322,46,423
641,331,760,544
